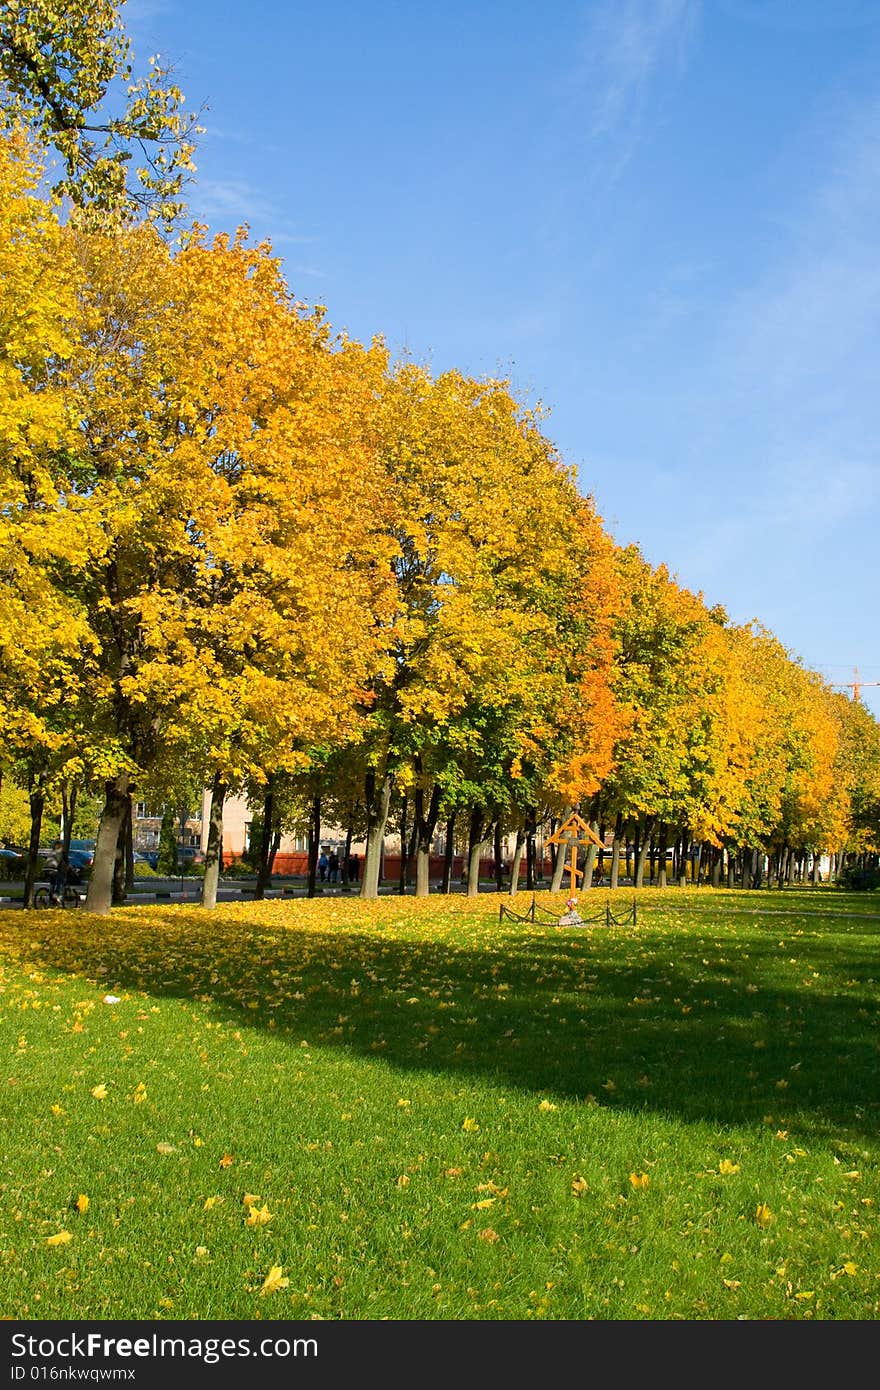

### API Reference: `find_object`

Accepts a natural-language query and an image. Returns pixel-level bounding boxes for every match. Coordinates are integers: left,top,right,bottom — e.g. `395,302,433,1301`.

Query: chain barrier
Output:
498,895,637,927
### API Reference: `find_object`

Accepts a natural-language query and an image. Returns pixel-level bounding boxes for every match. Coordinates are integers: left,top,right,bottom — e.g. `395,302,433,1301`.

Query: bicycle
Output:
33,881,80,909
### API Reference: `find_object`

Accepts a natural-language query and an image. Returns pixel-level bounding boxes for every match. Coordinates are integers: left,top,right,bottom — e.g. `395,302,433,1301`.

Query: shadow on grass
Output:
9,909,880,1142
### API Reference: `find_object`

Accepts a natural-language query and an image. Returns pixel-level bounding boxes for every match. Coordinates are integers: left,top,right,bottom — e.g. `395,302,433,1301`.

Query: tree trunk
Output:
397,793,409,896
547,816,558,884
122,793,134,892
361,768,393,900
60,780,78,861
411,772,439,900
341,820,353,887
200,775,227,909
525,809,536,890
307,794,320,898
86,773,131,915
609,812,622,891
508,826,525,897
113,791,132,903
441,812,456,894
677,829,688,888
23,775,46,910
635,816,654,889
466,806,487,898
254,774,276,900
494,820,504,892
657,820,668,888
550,808,572,892
414,782,441,898
711,847,722,887
582,817,600,889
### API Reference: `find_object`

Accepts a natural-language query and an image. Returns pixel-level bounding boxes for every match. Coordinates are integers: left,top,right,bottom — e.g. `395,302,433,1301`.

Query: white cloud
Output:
191,179,318,256
583,0,700,141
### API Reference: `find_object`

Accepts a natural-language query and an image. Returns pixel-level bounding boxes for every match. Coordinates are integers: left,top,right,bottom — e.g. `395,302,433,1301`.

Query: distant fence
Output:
498,895,638,928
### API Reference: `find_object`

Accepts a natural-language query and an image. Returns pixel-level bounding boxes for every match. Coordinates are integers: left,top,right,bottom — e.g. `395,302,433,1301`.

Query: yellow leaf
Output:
571,1176,589,1195
260,1265,289,1296
472,1198,495,1210
718,1160,740,1175
75,1194,89,1214
90,1084,108,1100
842,1262,858,1277
242,1193,261,1207
219,1153,235,1168
723,1279,741,1290
156,1142,177,1155
538,1099,557,1112
478,1228,500,1244
755,1202,774,1228
245,1203,272,1228
629,1172,650,1190
50,1104,64,1116
462,1117,480,1132
47,1231,73,1246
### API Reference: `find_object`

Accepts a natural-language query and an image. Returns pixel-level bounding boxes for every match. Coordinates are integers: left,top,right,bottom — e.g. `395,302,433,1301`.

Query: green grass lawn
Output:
0,887,877,1321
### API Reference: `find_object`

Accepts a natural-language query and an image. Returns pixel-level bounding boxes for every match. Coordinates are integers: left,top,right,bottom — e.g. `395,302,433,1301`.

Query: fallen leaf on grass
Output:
260,1265,289,1295
245,1204,272,1228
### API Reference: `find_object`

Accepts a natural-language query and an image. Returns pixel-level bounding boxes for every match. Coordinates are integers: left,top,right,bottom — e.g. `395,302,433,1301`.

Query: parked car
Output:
66,840,96,873
138,847,203,871
0,846,25,879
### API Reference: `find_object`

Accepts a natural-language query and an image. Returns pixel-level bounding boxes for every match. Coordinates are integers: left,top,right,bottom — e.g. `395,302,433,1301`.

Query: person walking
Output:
328,849,339,883
318,849,329,882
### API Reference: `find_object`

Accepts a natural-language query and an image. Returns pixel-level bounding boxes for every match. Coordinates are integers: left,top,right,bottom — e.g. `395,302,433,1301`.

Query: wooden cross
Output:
545,812,604,899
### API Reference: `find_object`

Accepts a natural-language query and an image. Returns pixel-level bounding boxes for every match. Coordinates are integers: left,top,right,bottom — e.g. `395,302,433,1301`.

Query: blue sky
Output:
128,0,880,718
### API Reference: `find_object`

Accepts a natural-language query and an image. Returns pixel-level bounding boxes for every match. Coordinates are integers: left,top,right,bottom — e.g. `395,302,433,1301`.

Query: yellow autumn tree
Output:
348,362,620,898
42,220,396,913
0,131,111,900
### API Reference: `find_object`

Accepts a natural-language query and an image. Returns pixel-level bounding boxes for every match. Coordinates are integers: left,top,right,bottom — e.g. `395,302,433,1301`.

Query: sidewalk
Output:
0,875,554,909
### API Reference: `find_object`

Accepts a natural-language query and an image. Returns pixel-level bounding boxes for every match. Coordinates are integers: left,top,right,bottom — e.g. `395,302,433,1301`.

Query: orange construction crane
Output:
832,667,880,702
